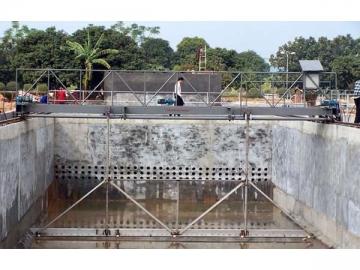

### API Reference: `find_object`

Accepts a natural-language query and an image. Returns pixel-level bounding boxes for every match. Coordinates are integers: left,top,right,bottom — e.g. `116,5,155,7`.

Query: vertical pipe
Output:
79,71,82,102
105,114,110,230
245,83,248,107
111,71,114,106
208,72,211,107
144,71,147,106
176,181,180,232
244,114,250,232
240,73,243,107
47,70,50,104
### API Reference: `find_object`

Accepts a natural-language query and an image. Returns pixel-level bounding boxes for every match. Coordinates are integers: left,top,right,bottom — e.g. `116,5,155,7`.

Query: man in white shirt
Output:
174,77,184,106
353,80,360,123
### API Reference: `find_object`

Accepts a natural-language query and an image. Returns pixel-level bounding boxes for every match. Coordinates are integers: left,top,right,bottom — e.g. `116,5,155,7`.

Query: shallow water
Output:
30,191,328,249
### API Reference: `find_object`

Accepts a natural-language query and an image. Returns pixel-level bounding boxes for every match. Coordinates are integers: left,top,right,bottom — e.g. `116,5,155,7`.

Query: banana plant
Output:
61,29,118,90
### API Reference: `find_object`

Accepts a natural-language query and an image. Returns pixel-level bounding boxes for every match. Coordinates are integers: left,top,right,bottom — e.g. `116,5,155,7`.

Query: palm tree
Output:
61,29,118,90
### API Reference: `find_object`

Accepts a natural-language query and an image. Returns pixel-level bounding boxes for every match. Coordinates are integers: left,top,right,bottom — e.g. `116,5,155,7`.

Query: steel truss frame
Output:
15,68,338,121
33,113,315,242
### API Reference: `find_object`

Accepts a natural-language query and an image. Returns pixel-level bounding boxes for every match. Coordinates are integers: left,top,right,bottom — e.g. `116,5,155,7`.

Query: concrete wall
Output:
0,111,15,121
0,118,54,247
272,121,360,248
54,119,273,201
2,113,360,248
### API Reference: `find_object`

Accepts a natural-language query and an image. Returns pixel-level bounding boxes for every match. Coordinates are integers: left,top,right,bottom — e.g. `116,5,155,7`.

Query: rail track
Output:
0,116,24,127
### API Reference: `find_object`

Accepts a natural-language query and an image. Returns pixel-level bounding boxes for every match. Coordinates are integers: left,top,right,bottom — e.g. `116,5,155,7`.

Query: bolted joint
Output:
240,229,249,238
102,229,111,236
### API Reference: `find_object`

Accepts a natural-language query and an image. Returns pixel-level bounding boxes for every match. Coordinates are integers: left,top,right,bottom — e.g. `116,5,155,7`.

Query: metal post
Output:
79,70,82,102
286,54,289,98
144,71,147,106
111,71,114,106
47,70,50,104
240,73,243,107
244,112,250,233
175,181,180,232
105,113,110,231
208,72,210,107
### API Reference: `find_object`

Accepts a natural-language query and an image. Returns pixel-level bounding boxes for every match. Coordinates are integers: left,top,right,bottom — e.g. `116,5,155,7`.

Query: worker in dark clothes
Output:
40,94,48,104
353,80,360,123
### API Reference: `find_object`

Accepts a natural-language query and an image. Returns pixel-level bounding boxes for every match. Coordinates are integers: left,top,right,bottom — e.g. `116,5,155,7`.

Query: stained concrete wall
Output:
54,119,273,200
0,118,54,247
272,121,360,248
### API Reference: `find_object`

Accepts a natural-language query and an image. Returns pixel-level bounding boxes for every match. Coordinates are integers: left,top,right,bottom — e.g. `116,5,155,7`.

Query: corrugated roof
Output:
299,60,324,72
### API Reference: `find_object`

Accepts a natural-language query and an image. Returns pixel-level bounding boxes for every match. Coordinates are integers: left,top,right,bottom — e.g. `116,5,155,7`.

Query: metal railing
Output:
15,68,338,108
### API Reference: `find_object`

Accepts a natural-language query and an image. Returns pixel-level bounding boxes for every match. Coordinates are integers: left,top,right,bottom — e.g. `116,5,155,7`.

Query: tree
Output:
236,50,270,72
110,21,160,45
331,56,360,89
0,21,36,84
174,37,209,69
11,27,73,87
269,36,318,72
71,26,144,71
1,21,35,49
141,38,174,70
61,29,118,90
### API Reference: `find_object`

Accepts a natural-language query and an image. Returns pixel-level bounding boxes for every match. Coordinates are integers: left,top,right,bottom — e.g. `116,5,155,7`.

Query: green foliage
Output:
12,27,75,85
6,81,19,91
61,29,119,89
1,21,359,92
0,82,5,90
331,56,360,89
111,21,160,45
269,35,360,74
38,83,48,93
1,21,35,48
23,83,33,91
68,85,78,90
223,87,239,97
175,37,209,67
237,51,270,72
248,88,262,98
141,38,174,70
222,73,234,89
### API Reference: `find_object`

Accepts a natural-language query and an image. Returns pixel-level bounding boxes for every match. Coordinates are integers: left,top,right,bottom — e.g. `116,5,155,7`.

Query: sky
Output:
1,21,359,61
1,0,359,61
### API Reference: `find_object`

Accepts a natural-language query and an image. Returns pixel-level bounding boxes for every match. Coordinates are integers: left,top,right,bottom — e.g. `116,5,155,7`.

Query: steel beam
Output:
31,228,308,238
17,104,334,118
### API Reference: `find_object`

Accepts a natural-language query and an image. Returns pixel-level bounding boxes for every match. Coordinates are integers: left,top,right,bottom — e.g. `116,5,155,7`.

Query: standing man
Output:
353,80,360,123
174,77,184,106
57,86,67,104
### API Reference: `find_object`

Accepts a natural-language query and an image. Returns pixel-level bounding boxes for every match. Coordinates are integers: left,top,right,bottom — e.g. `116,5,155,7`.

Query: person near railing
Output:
174,77,184,106
56,86,67,104
294,86,303,103
353,80,360,123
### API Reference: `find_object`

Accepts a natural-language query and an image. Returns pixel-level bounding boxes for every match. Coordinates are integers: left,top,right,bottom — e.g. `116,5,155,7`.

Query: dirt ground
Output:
0,94,15,112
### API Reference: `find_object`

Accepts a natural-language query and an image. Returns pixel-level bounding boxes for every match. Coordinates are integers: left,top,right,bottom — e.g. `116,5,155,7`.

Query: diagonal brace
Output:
179,181,245,235
110,182,173,233
37,180,105,234
249,181,313,236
